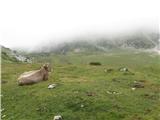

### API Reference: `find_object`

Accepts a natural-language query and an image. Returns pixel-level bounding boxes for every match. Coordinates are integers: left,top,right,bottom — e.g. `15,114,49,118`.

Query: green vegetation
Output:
1,50,160,120
1,46,19,63
33,31,159,53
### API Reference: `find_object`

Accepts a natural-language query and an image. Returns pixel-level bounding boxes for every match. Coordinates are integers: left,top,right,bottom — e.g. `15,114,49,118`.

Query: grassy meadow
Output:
1,50,160,120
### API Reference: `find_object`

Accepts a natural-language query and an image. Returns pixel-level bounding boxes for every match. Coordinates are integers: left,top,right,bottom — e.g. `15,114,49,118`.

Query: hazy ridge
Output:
33,30,159,54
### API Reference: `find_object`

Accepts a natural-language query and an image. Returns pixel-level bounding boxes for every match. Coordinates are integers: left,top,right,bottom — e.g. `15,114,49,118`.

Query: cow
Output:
18,63,51,86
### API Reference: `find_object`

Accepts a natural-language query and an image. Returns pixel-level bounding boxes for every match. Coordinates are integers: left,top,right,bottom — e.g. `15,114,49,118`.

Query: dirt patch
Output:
132,82,144,88
1,80,8,84
86,92,96,96
89,62,101,66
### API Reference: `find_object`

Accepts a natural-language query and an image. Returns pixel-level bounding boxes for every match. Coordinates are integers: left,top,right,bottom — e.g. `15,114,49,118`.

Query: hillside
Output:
1,45,32,63
2,51,160,120
1,37,160,120
34,31,159,54
1,46,19,63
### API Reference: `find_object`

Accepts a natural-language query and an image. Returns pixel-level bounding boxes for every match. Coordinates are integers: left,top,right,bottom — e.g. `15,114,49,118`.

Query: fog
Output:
0,0,159,51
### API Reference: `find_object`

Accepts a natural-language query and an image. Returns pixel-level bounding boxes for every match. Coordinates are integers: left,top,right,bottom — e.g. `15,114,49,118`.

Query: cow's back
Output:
18,70,43,85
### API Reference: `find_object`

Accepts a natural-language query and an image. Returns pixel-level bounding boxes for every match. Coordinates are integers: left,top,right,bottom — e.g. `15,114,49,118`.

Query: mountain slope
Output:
35,31,159,54
1,45,32,63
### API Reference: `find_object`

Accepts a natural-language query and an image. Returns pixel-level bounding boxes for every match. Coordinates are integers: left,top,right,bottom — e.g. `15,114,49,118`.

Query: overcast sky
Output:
0,0,159,49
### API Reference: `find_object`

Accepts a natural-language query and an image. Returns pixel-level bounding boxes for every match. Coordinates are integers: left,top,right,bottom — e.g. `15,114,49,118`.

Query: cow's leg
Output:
43,75,48,81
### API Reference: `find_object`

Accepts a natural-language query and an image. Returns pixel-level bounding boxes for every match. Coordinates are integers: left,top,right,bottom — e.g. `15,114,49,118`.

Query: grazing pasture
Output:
1,51,160,120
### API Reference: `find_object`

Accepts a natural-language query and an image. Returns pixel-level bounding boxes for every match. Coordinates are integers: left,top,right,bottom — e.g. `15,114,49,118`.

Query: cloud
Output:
0,0,159,49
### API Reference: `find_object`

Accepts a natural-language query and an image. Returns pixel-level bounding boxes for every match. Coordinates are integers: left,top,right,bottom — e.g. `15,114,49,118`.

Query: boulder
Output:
132,82,144,88
48,84,57,89
119,67,128,72
53,115,62,120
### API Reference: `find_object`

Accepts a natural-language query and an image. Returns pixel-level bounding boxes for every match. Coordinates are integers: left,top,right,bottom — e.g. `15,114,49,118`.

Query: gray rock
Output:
132,82,144,88
48,84,57,89
53,115,62,120
119,67,128,72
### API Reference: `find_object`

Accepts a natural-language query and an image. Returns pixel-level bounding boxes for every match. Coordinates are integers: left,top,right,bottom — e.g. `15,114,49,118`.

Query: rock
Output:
107,91,112,94
53,115,62,120
80,104,84,108
131,88,136,90
119,67,128,72
2,115,6,118
132,82,144,88
48,84,57,89
86,92,96,96
107,90,121,94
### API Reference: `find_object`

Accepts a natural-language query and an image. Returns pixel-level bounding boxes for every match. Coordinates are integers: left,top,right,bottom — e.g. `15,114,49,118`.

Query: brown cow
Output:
18,63,51,86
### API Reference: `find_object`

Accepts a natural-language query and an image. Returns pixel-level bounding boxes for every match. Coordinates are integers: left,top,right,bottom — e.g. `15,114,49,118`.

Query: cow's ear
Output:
42,64,47,69
46,63,50,67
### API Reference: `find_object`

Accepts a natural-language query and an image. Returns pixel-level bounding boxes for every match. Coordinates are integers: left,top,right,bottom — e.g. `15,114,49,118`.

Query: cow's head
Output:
42,63,52,72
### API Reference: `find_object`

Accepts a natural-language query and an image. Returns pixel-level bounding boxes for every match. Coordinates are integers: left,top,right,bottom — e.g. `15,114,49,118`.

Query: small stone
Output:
132,88,136,90
107,91,112,94
107,90,121,95
53,115,62,120
2,115,6,118
48,84,57,89
81,104,84,108
132,82,144,88
119,67,128,72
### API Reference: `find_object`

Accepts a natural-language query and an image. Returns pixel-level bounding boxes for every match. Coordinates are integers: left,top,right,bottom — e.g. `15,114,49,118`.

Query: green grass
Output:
1,51,160,120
